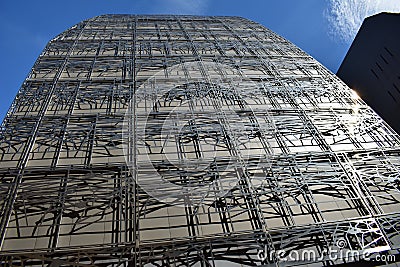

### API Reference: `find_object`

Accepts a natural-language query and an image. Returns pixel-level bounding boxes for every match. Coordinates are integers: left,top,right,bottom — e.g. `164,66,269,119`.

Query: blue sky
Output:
1,0,399,122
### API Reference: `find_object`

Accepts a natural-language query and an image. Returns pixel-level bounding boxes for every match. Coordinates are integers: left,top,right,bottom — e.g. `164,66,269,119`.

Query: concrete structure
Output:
337,12,400,134
1,15,400,266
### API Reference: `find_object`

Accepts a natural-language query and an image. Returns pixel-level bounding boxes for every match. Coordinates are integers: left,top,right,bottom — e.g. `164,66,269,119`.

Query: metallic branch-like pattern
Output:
1,15,400,266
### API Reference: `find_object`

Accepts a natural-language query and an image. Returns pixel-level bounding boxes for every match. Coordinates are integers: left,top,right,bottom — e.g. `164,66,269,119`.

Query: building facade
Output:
1,15,400,266
337,12,400,134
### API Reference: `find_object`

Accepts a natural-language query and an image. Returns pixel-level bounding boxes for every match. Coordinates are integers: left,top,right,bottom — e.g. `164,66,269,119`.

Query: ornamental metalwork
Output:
1,15,400,266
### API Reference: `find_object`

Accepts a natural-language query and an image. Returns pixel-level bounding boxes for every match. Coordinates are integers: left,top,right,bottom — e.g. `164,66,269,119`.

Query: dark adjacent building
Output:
337,12,400,134
1,15,400,266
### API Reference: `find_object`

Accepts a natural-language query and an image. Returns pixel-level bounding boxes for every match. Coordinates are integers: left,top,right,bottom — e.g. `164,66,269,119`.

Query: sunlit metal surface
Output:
1,15,400,266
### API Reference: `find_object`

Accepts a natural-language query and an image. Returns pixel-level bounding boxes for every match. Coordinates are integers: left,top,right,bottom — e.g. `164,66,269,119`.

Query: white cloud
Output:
152,0,210,15
325,0,400,43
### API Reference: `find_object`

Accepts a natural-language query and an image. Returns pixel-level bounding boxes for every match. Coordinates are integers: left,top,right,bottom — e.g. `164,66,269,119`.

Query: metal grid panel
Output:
1,15,400,266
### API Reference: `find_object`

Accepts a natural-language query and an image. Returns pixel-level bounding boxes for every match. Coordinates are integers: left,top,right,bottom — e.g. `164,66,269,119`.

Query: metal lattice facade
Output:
1,15,400,266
